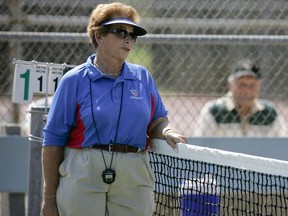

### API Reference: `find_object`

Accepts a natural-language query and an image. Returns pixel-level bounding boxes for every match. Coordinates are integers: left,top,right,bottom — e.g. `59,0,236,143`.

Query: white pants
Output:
57,147,155,216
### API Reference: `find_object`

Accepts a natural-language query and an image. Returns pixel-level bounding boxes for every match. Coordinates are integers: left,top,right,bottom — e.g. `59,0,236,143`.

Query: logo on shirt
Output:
130,89,143,100
130,89,138,96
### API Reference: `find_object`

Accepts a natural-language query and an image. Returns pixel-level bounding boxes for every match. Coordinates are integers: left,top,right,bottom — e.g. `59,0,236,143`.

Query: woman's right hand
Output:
41,197,59,216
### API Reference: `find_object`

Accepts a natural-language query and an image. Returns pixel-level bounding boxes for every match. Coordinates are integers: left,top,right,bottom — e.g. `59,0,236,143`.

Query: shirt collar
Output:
86,54,136,81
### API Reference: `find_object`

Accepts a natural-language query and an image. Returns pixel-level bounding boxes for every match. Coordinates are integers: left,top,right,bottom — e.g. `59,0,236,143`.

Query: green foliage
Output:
127,45,153,71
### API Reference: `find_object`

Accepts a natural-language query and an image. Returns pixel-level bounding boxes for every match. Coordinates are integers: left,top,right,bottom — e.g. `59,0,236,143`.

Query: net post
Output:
27,106,48,216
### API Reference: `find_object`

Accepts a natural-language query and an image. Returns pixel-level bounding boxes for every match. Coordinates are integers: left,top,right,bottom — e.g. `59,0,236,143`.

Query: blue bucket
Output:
181,193,220,216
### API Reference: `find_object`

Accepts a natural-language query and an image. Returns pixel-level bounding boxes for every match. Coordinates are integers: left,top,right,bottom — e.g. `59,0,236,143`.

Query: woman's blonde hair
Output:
87,2,140,50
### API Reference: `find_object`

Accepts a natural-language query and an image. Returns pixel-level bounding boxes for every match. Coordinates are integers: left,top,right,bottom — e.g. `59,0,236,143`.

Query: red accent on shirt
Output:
146,94,155,150
67,104,85,148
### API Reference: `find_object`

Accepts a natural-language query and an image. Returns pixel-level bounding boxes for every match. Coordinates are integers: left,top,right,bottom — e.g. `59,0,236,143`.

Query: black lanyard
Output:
89,79,124,184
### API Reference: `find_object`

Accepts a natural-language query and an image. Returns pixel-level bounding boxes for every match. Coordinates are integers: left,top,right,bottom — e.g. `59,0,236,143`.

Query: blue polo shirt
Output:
43,54,168,150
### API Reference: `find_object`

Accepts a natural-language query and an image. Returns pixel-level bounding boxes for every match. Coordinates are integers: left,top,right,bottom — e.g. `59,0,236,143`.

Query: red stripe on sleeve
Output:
66,104,85,148
146,94,155,150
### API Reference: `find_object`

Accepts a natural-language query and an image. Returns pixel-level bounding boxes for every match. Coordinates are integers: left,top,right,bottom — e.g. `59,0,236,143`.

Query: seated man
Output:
194,59,287,137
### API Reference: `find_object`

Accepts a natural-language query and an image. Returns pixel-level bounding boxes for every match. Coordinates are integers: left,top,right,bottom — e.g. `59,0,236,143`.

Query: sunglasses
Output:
106,28,137,41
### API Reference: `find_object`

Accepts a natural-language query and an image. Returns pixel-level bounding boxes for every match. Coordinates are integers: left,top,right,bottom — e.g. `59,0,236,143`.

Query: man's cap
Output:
229,59,261,80
100,18,147,36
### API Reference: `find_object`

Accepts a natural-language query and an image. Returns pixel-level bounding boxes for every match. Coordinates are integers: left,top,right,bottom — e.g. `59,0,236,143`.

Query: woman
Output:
41,2,187,216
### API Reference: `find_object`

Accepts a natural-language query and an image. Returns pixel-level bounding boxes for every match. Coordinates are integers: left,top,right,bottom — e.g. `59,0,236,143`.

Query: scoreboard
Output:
12,60,74,104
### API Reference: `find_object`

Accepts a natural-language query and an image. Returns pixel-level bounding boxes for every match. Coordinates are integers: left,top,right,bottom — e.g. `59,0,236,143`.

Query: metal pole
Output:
27,106,48,216
10,0,23,125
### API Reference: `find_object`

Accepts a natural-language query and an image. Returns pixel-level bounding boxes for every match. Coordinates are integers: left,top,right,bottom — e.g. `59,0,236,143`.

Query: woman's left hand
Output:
164,130,188,151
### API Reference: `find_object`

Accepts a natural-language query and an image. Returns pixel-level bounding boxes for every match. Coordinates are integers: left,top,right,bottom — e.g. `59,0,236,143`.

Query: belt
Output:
90,144,143,153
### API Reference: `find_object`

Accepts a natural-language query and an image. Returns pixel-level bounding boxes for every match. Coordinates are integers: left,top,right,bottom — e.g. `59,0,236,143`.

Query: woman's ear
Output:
95,32,102,45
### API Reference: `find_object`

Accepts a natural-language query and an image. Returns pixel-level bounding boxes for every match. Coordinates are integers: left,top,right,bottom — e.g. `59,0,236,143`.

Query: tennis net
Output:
148,139,288,216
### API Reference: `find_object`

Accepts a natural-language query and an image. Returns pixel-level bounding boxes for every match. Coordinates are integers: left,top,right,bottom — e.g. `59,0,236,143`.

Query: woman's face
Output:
99,24,135,62
228,76,260,106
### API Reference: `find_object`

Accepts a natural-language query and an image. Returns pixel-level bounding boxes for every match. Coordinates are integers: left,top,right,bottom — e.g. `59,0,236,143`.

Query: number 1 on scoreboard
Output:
32,65,48,94
12,64,34,104
48,66,65,94
20,69,30,100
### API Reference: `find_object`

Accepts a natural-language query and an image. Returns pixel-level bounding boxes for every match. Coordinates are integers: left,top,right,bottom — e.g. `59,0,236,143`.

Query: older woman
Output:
41,2,187,216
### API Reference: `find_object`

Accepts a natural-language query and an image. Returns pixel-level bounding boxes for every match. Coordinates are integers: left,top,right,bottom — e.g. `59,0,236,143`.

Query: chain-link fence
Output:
1,0,288,136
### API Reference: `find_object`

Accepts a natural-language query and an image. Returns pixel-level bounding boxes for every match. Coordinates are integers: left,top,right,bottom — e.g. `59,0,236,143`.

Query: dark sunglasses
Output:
106,28,137,41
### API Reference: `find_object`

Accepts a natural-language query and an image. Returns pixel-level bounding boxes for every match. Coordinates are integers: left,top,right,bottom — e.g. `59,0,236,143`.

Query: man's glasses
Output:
106,28,137,42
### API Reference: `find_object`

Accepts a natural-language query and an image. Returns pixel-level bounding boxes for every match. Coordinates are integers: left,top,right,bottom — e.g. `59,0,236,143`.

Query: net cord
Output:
150,139,288,178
